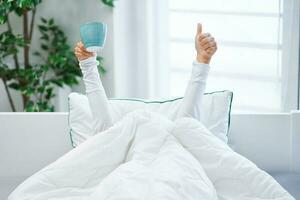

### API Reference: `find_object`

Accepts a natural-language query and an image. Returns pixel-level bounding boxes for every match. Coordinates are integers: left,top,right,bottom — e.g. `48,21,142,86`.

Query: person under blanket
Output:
9,23,295,199
74,23,217,133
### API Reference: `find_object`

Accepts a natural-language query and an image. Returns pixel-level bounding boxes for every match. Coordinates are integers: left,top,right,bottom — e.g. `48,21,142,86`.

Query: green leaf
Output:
41,44,48,50
48,18,54,26
41,17,47,23
22,87,35,96
0,0,13,24
33,51,41,56
45,87,54,100
16,0,42,9
40,34,49,41
8,82,20,90
0,15,7,24
38,25,48,32
50,79,63,87
101,0,115,7
0,31,25,58
24,102,36,112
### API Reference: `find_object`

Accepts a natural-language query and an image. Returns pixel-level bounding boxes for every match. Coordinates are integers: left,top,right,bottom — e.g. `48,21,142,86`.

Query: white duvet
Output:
9,110,294,200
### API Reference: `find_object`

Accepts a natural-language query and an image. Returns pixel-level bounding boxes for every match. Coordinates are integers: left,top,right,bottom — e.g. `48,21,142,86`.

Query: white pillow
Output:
68,90,233,147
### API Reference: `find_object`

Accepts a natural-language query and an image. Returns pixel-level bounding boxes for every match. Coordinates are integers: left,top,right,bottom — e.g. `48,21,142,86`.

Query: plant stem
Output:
7,14,27,110
6,15,20,70
2,78,16,112
22,95,30,109
29,8,36,41
6,15,12,31
23,9,30,69
22,9,31,109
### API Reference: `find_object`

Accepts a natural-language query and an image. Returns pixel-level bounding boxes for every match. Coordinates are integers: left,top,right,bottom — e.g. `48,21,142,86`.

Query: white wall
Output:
0,113,71,199
0,0,115,112
229,113,292,172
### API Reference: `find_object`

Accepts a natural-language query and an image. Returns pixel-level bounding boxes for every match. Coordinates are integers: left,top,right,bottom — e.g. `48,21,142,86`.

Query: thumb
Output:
197,23,202,35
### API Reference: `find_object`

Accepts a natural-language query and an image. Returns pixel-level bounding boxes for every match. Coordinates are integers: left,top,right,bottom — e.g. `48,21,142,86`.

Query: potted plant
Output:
0,0,114,111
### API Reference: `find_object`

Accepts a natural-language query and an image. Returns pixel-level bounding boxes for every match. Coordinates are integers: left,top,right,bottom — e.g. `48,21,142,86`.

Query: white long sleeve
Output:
79,57,113,133
177,62,210,121
80,58,209,132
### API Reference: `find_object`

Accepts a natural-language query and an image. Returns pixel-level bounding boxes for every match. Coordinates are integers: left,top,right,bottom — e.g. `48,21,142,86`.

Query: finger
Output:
74,49,81,55
206,46,217,54
75,49,93,58
205,44,217,52
203,41,216,50
74,52,84,58
198,33,211,41
75,49,85,54
200,35,214,43
74,46,81,52
75,42,85,51
75,45,94,56
76,42,82,49
200,38,211,46
200,37,214,46
75,45,91,55
197,23,202,35
202,42,213,50
81,48,94,55
76,44,92,54
74,43,85,49
74,53,81,58
74,53,84,60
80,50,94,57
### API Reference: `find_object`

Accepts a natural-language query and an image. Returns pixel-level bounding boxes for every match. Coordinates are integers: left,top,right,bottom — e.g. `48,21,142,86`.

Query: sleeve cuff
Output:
193,61,210,73
79,56,98,67
193,61,210,68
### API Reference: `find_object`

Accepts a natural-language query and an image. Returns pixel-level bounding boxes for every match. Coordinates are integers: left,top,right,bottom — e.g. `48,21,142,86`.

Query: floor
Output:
1,173,299,200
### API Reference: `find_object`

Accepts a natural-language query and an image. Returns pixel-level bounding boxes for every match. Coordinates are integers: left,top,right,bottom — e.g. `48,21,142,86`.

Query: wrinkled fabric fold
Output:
9,110,294,200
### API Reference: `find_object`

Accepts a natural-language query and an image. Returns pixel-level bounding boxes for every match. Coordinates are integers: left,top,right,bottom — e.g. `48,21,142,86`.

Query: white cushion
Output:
68,90,233,147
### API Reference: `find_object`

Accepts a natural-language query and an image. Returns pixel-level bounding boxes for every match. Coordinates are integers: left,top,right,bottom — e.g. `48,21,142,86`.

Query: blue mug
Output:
80,22,107,52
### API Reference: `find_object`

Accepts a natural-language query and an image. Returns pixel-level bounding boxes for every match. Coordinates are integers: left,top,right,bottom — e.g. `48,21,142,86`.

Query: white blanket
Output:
9,110,294,200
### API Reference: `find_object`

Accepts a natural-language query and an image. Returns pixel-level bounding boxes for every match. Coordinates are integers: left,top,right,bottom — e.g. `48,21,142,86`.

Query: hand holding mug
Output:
74,41,94,61
75,22,107,61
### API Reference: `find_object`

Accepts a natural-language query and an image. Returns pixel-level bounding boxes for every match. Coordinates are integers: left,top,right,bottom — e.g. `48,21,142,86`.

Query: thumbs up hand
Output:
195,23,217,64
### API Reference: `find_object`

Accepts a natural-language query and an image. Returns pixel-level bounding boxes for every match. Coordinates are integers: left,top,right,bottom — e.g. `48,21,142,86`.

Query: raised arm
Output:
177,24,217,120
74,42,113,133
